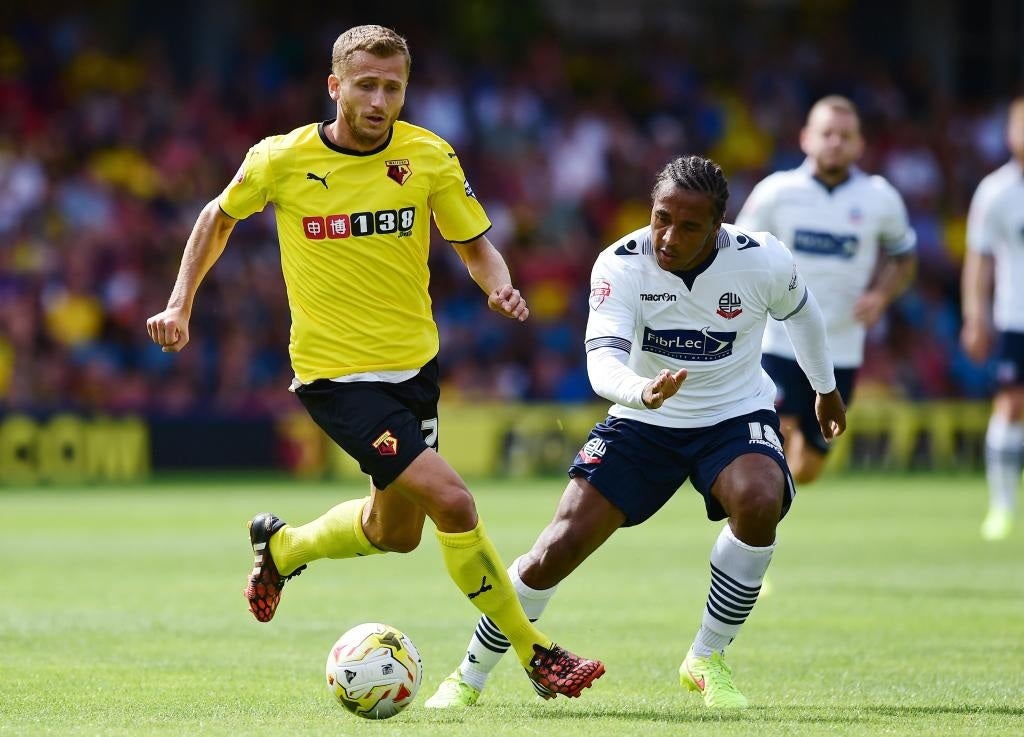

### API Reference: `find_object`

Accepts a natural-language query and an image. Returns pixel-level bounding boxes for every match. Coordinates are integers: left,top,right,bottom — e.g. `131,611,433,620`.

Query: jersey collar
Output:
800,157,863,193
317,120,394,156
670,247,718,291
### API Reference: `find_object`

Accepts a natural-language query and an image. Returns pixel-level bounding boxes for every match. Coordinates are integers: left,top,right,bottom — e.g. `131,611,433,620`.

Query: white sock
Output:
457,556,557,690
985,417,1023,513
692,524,774,657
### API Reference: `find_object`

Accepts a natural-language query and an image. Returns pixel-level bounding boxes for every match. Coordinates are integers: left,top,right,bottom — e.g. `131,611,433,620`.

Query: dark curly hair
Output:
652,155,730,221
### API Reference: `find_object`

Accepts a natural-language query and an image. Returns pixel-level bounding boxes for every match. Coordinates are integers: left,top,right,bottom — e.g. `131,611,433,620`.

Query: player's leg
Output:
763,355,854,485
426,477,625,707
245,375,432,622
981,386,1024,540
389,449,604,698
265,485,409,577
778,412,826,484
681,410,793,708
247,366,603,699
427,417,683,708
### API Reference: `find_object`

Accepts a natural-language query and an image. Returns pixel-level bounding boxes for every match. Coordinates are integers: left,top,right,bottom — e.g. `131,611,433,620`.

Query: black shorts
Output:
295,359,440,489
567,409,795,527
762,354,856,454
994,331,1024,389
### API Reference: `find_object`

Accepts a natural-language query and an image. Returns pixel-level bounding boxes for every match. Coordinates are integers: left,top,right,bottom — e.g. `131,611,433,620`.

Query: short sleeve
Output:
429,144,491,243
218,140,272,220
966,178,1002,255
877,182,917,255
735,179,776,234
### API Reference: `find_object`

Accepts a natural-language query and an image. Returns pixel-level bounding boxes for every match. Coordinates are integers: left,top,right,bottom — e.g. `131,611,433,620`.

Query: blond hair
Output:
331,25,411,79
807,95,861,126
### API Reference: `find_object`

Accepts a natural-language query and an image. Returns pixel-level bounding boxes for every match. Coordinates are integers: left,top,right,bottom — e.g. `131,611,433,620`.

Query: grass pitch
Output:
2,472,1021,736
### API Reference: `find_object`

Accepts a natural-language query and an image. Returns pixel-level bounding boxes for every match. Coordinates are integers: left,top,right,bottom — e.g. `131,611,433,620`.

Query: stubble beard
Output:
340,100,391,149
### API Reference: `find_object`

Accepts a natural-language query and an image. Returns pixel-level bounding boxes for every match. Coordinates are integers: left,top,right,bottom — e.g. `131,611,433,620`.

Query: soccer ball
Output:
325,622,422,719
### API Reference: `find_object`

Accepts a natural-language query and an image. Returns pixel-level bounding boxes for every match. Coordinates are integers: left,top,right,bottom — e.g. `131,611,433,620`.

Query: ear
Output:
798,126,811,155
327,74,341,101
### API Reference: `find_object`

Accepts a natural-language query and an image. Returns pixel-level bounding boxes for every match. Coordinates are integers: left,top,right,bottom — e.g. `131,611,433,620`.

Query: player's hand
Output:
815,388,847,443
642,368,687,409
852,291,887,327
488,284,529,322
147,307,190,353
960,320,993,363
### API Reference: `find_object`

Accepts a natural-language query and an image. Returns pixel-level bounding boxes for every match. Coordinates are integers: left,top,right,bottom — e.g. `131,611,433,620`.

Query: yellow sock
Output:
269,497,383,575
436,518,552,668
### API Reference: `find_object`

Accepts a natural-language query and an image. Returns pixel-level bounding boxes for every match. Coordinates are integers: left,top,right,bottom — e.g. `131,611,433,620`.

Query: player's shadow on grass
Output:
520,703,1024,724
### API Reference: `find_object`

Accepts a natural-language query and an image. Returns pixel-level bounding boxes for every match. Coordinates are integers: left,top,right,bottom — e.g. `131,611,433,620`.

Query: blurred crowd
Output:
0,8,1012,417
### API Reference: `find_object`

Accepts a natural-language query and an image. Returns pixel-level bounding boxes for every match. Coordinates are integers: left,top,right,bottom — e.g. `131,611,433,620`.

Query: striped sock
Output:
985,418,1023,513
692,524,774,657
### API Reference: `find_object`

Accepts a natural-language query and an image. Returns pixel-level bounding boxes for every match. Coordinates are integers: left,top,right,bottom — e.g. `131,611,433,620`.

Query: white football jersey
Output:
966,160,1024,332
736,160,916,367
586,223,809,428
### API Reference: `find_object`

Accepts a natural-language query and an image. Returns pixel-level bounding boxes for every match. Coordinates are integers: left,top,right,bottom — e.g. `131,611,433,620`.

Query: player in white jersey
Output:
736,95,916,484
425,155,846,710
961,97,1024,541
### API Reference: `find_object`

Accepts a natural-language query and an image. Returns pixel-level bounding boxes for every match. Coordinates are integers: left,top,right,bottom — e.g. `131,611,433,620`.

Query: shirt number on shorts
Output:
421,417,438,449
748,422,783,450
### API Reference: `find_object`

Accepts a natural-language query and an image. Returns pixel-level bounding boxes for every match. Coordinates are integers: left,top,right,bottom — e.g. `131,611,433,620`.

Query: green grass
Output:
2,473,1022,736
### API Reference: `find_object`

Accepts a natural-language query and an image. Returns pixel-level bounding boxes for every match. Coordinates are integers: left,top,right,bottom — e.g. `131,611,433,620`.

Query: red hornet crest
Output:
386,159,412,185
373,430,399,456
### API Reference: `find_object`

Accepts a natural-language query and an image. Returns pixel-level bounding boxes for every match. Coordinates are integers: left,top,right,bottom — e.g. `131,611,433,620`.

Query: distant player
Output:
961,97,1024,541
424,155,845,710
146,24,603,698
736,95,916,484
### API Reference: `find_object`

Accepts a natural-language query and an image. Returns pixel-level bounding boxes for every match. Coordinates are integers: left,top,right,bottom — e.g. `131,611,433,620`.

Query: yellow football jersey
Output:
219,120,491,382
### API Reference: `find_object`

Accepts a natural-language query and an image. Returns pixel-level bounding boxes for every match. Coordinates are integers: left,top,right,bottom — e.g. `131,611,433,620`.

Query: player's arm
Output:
584,257,685,409
588,348,686,410
451,236,529,321
960,250,995,362
853,250,917,326
856,185,918,326
780,289,846,441
146,200,237,352
769,242,845,440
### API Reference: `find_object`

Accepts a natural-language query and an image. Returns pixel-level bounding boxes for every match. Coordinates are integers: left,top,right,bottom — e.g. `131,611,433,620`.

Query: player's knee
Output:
790,460,822,485
787,447,825,485
729,478,784,523
430,482,478,532
995,390,1024,420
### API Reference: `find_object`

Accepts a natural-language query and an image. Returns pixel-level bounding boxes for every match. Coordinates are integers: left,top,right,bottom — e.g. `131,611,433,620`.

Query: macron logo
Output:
640,293,677,302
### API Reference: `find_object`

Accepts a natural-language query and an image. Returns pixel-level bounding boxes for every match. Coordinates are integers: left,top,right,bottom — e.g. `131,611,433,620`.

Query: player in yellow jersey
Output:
146,24,603,700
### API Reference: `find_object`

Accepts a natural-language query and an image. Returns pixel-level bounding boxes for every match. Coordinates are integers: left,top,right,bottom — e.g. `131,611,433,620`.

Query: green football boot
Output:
981,507,1013,541
679,648,749,709
423,669,481,709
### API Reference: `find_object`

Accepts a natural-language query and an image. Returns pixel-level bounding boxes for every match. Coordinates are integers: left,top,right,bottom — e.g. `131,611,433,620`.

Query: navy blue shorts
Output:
568,409,795,527
295,359,440,489
761,354,856,454
994,331,1024,389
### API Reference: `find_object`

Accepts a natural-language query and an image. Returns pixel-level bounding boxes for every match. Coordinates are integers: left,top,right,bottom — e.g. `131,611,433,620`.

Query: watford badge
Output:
386,159,412,185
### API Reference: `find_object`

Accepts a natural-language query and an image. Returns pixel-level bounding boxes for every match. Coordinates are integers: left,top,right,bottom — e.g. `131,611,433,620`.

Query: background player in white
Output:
425,155,846,710
961,97,1024,541
736,95,916,484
